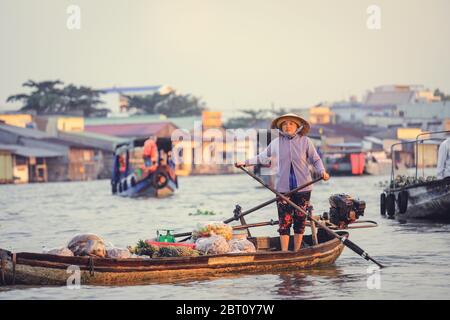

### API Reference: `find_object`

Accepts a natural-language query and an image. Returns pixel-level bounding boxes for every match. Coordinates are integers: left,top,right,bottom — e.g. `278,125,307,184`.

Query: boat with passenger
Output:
380,130,450,221
0,231,348,286
111,137,178,198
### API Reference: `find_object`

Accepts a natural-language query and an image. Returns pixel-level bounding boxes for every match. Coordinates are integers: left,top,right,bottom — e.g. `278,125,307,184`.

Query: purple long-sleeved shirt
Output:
246,132,325,193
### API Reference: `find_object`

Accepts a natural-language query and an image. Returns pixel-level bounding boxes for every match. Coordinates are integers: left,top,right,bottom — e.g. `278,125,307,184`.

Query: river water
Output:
0,174,449,299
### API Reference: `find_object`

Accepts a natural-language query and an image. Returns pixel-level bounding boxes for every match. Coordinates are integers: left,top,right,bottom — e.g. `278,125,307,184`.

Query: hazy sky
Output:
1,0,449,115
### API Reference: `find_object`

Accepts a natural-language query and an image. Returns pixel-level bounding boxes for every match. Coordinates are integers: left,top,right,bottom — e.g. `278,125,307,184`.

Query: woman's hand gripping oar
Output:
238,165,385,269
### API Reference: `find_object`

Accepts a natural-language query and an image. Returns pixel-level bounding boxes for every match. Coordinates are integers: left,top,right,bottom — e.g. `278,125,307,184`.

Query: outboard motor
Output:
323,194,366,229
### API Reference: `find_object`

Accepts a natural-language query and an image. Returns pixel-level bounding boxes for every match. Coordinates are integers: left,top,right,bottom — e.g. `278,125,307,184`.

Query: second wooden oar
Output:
173,219,280,238
224,176,323,224
174,218,378,239
178,176,324,242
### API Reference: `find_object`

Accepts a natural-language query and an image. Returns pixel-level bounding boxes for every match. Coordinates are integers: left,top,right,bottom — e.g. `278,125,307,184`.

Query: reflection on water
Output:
1,174,450,299
274,266,345,299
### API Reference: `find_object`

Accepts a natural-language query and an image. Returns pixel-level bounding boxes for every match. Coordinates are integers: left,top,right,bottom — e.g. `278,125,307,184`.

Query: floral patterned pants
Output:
277,191,311,235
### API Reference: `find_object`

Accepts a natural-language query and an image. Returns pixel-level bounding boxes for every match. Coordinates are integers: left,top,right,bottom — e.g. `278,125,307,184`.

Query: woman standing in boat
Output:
235,113,330,252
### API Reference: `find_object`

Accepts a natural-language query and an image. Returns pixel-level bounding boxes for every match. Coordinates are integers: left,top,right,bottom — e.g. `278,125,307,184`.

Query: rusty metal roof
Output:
0,143,65,158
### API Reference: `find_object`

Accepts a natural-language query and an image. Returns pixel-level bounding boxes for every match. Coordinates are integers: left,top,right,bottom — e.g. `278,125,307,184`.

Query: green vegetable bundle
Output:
129,240,201,258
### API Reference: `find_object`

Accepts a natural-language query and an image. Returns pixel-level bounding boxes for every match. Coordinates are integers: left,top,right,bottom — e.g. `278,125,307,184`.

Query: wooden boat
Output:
380,130,450,221
0,231,348,286
111,137,178,198
113,165,178,198
322,149,366,176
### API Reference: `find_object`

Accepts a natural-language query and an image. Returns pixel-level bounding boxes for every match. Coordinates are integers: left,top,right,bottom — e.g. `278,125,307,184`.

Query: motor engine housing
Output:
325,194,366,228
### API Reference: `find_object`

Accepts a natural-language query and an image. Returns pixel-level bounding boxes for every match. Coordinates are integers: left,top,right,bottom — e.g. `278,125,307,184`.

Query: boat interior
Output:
248,229,342,252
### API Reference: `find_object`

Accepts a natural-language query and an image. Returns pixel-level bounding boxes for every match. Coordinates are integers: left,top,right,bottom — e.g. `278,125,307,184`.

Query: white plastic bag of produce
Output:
192,221,233,241
195,235,230,255
106,247,132,259
67,233,106,258
43,247,74,256
228,238,256,253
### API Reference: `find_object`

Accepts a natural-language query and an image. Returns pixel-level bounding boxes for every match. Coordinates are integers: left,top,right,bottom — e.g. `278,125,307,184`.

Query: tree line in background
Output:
434,89,450,102
124,92,206,117
7,80,449,121
224,107,289,129
7,80,207,118
7,80,108,117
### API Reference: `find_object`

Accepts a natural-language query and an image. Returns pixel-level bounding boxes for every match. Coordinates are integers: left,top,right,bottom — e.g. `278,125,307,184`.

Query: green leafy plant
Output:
7,80,108,117
188,209,218,216
130,239,159,257
390,175,437,188
129,240,201,257
156,246,201,257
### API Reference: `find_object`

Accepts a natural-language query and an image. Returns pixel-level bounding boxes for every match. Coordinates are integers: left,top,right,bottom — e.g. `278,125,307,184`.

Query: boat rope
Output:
0,253,6,286
88,257,95,277
0,250,12,286
11,253,16,285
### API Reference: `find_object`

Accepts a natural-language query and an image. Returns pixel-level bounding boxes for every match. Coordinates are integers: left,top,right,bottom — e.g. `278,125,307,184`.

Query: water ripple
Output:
1,175,449,299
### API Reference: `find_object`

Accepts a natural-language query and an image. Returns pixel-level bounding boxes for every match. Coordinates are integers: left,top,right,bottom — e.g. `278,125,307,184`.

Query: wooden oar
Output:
222,220,377,231
174,218,378,239
177,177,324,242
238,165,385,268
223,176,323,224
226,220,376,231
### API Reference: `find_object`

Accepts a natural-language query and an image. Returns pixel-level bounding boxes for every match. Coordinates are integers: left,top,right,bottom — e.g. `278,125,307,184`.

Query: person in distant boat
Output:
143,136,159,173
118,154,127,175
437,136,450,179
235,113,330,252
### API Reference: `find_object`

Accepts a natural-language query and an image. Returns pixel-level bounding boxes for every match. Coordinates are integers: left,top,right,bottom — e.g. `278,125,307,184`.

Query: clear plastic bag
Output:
104,241,132,259
106,247,132,259
228,238,256,253
67,233,106,258
192,221,233,241
43,247,74,256
195,235,230,255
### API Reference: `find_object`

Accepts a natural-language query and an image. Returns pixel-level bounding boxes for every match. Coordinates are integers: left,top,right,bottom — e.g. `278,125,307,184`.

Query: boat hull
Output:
384,178,450,221
115,177,177,198
0,233,347,286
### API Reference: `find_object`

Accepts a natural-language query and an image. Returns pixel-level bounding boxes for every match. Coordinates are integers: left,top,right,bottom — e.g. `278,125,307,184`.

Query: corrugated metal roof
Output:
56,131,129,152
84,114,168,126
59,131,128,143
99,86,162,94
42,137,97,149
0,124,51,139
0,143,66,157
84,122,175,138
0,144,14,152
84,115,206,133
